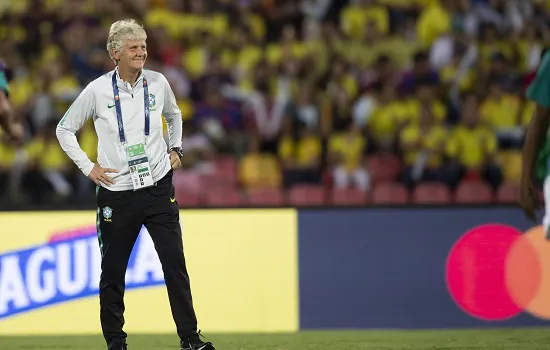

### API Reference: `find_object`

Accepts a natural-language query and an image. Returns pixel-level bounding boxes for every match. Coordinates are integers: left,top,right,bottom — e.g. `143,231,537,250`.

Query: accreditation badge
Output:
126,143,154,190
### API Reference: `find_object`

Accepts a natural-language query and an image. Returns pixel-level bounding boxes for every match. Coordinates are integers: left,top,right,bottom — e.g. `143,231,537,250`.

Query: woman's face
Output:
114,39,148,72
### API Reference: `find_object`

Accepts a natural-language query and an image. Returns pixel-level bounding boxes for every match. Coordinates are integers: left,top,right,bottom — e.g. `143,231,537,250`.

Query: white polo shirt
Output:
56,68,182,191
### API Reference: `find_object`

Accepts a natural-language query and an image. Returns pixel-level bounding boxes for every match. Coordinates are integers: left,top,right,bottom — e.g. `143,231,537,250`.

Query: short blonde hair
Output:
106,19,147,64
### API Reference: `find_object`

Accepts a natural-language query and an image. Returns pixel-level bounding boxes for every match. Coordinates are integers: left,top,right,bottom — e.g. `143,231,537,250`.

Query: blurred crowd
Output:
0,0,548,208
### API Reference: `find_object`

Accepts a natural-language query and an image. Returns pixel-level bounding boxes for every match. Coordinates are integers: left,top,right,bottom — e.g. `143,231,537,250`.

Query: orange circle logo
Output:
446,224,550,320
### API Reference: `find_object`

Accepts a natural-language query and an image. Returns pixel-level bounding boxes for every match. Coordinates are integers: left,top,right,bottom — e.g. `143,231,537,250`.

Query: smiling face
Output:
113,39,147,72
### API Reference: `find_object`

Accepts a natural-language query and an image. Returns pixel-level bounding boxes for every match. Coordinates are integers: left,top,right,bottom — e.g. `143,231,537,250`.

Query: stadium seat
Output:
174,192,202,208
371,182,409,204
496,182,519,204
203,156,238,186
367,153,403,184
412,182,452,204
454,181,493,204
330,188,368,206
288,185,326,207
204,186,243,207
246,188,285,206
173,170,204,195
173,171,205,208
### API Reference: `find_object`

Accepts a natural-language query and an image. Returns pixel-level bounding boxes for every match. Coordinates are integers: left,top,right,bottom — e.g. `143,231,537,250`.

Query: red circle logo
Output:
446,224,550,321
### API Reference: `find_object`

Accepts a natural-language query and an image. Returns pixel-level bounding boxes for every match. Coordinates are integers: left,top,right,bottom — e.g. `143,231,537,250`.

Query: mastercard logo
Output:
446,224,550,321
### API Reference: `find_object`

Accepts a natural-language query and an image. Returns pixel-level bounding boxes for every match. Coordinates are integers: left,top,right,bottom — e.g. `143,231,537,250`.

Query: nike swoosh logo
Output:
107,103,115,109
170,197,176,203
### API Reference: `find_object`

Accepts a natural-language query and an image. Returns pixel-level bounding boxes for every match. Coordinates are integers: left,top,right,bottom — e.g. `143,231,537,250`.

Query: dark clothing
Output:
443,163,503,190
95,170,197,346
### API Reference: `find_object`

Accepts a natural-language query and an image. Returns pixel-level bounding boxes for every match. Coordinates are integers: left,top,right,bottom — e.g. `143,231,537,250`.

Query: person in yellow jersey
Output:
445,94,503,189
278,121,322,188
399,106,448,188
328,120,370,191
239,133,282,189
25,120,73,201
479,79,523,148
416,0,453,47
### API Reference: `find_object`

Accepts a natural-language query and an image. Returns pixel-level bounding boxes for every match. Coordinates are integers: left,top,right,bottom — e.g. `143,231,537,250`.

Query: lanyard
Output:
111,71,150,144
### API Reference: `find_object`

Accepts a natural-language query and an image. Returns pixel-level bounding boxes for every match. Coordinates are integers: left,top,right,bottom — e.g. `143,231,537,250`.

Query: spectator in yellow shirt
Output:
406,79,447,125
340,0,390,40
479,79,522,148
416,0,453,47
399,105,448,188
239,133,282,190
365,82,408,151
278,122,322,188
328,120,370,191
24,120,73,202
445,95,503,189
440,46,476,94
477,23,515,71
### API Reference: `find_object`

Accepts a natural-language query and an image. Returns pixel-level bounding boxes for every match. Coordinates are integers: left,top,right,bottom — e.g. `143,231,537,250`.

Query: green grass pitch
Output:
2,328,550,349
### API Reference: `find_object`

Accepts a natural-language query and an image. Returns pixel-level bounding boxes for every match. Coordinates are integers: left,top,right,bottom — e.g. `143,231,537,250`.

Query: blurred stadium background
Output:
1,0,546,209
2,0,550,349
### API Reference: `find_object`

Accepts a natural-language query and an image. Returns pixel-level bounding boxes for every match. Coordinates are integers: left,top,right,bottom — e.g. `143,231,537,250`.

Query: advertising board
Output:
0,210,298,334
298,207,550,329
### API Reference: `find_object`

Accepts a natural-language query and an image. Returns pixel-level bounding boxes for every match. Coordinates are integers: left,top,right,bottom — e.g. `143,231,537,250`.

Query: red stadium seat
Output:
173,170,204,196
367,153,403,184
454,181,494,204
413,182,452,204
246,188,285,206
203,156,238,186
496,182,519,204
288,185,326,207
371,182,409,204
174,192,202,208
205,186,243,207
330,188,368,206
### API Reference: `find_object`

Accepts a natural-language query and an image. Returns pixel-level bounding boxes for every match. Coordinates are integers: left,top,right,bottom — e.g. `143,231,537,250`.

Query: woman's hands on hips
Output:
89,164,118,186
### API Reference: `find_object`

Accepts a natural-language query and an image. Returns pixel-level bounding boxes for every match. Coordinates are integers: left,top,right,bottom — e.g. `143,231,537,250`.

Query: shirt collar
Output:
114,66,144,88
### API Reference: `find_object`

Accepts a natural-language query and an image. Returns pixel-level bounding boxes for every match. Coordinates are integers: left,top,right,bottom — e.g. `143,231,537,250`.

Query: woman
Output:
55,19,214,350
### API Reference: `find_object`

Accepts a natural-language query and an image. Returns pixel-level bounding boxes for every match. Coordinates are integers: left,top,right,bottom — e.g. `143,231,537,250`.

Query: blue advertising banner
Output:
298,207,550,329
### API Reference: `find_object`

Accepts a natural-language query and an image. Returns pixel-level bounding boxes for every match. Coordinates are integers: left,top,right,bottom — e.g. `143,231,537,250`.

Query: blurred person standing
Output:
55,19,215,350
222,76,291,154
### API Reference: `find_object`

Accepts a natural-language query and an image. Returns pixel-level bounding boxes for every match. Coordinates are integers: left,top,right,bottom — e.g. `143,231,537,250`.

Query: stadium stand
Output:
0,0,545,209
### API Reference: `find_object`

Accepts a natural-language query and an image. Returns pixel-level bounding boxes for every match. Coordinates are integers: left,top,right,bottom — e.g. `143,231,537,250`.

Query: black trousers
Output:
95,170,197,346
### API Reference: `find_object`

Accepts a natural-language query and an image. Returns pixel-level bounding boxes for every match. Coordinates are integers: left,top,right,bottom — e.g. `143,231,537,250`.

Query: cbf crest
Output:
103,206,113,222
148,93,156,111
